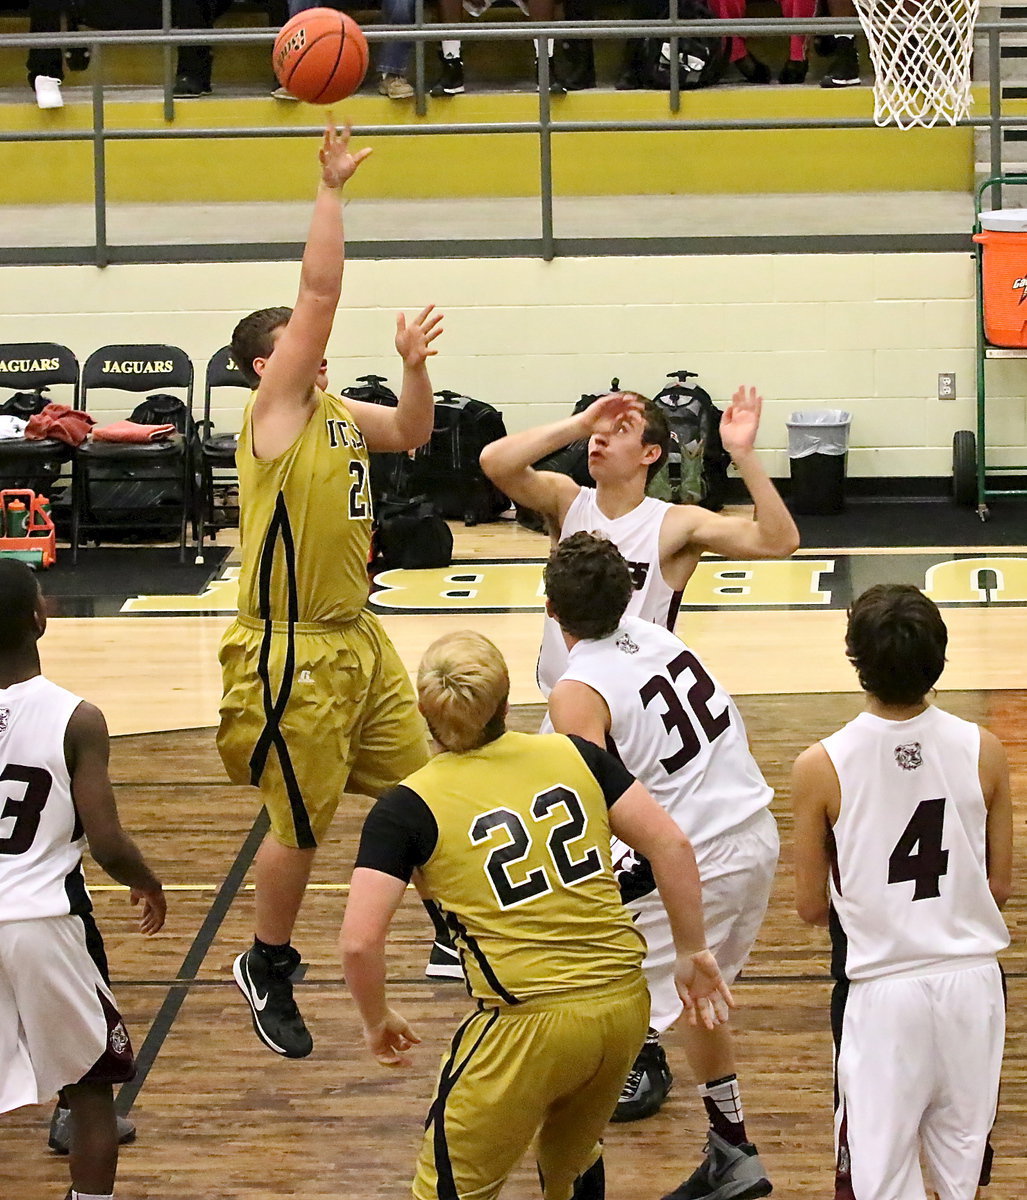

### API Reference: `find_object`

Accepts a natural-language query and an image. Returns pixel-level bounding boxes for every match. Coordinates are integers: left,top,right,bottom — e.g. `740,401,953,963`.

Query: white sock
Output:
72,1192,114,1200
442,40,461,59
534,38,556,60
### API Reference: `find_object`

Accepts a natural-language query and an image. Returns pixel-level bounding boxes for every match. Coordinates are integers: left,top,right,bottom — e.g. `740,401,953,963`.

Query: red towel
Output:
24,403,95,448
92,420,177,444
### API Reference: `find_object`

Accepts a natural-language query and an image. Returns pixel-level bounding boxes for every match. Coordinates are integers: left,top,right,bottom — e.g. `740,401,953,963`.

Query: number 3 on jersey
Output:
469,785,603,910
888,796,950,901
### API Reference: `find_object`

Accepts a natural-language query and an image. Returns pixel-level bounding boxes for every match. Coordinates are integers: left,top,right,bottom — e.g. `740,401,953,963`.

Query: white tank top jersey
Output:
0,675,88,924
560,616,772,847
537,489,682,696
822,707,1010,983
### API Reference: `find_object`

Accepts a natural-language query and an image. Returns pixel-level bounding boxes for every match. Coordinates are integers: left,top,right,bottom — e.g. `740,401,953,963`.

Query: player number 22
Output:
0,764,53,856
469,786,603,910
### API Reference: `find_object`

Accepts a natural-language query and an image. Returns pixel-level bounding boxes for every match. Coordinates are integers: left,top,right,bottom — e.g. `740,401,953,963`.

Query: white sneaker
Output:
34,75,63,110
271,85,299,100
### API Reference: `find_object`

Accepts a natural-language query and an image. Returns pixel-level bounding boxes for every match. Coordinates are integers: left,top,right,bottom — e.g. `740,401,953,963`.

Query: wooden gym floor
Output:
2,515,1026,1199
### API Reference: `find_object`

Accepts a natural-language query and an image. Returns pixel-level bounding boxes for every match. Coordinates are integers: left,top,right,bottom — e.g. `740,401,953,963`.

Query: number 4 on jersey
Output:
888,796,949,901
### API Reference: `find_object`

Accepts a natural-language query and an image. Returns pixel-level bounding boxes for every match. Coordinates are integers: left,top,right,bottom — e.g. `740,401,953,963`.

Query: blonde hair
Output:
418,631,510,753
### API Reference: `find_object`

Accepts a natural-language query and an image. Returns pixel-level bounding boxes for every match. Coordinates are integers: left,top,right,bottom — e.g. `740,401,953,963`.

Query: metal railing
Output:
0,13,1023,264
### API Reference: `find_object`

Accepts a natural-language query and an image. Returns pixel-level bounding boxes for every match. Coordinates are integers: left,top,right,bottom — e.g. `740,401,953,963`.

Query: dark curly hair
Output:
845,584,947,705
230,306,294,388
0,559,42,654
544,532,634,641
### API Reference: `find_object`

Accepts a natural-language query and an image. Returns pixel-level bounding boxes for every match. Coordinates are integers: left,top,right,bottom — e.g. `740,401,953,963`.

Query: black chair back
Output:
203,346,250,432
82,344,194,398
0,342,80,397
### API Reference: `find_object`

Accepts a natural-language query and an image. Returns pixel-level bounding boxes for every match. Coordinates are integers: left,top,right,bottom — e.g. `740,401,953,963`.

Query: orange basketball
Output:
273,8,369,105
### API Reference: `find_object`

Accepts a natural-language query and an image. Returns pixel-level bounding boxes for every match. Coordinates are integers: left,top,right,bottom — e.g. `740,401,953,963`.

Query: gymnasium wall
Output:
2,249,1011,481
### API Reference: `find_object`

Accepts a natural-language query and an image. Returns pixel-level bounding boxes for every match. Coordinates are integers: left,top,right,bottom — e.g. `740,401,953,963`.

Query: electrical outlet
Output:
938,372,957,400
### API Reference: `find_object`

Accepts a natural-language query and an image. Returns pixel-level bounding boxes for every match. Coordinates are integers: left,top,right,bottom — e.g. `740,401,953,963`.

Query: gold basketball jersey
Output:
412,731,646,1005
235,389,373,624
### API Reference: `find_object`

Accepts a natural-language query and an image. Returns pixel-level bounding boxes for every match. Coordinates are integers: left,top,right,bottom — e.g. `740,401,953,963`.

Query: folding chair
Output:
73,344,195,564
195,344,248,564
0,343,80,526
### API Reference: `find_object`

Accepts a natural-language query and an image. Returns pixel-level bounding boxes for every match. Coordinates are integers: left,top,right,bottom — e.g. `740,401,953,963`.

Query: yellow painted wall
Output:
0,251,1006,479
0,87,975,204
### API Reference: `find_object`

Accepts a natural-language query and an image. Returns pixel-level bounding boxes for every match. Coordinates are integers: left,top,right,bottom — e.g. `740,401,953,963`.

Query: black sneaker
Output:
430,54,465,97
173,73,212,98
821,37,860,88
611,1039,673,1122
661,1130,772,1200
48,1104,136,1155
425,939,463,980
233,946,313,1059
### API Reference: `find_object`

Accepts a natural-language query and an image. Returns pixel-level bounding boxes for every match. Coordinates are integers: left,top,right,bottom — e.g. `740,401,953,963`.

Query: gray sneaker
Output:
661,1130,772,1199
611,1039,672,1122
48,1104,136,1155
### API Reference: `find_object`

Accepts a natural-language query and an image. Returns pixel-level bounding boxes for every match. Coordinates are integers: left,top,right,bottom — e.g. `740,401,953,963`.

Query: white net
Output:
852,0,980,129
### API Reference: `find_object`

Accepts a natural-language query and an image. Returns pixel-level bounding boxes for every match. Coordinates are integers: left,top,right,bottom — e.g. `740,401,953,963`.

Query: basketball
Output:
272,8,369,105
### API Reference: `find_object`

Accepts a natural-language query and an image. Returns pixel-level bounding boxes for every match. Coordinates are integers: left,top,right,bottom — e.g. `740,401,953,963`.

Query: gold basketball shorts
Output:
217,608,429,848
413,972,649,1200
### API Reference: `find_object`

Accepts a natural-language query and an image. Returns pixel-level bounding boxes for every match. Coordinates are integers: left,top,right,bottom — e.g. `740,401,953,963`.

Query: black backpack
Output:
0,389,51,421
129,393,191,436
647,370,730,511
339,375,407,504
371,495,454,571
622,0,727,91
403,391,510,526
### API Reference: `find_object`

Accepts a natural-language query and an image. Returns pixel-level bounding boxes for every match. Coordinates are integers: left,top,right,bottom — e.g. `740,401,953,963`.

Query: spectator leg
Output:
27,0,67,85
172,0,215,84
560,0,595,90
706,0,747,63
780,0,815,61
379,0,413,76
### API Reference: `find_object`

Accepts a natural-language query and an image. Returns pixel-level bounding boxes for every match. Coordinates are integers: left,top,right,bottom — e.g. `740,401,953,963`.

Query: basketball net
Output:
853,0,980,130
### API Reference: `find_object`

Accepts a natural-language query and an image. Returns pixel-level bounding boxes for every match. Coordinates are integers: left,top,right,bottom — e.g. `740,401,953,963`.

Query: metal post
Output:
162,0,174,123
537,40,555,261
668,0,680,115
415,0,427,118
989,28,1002,201
91,45,108,268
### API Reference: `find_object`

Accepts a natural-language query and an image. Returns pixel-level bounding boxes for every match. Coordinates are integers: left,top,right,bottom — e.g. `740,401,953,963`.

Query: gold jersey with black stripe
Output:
235,388,373,624
356,731,647,1006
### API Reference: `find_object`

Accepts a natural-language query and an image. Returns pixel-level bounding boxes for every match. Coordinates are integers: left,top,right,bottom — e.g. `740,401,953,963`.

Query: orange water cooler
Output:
973,208,1027,347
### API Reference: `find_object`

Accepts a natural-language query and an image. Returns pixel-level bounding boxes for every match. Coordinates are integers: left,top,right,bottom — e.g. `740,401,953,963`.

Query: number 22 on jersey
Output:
469,785,603,910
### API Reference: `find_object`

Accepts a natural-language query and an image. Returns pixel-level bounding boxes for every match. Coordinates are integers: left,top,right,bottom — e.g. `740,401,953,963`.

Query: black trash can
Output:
786,410,851,515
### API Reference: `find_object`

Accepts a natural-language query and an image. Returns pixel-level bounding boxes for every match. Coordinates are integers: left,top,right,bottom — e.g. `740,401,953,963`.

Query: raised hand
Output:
720,385,762,460
576,391,646,437
319,115,373,189
675,949,736,1031
364,1008,422,1067
395,304,444,369
131,886,166,935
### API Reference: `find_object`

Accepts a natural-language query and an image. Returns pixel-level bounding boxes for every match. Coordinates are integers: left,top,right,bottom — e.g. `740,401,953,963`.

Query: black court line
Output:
115,808,269,1116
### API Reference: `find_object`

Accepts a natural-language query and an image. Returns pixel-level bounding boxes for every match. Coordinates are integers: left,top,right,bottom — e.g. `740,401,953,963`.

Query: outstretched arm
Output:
479,393,645,529
663,386,800,561
342,305,444,452
252,118,373,459
65,703,166,934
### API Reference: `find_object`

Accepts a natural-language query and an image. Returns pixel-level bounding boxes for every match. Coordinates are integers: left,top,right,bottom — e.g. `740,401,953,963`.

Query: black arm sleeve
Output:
354,785,439,883
567,735,636,808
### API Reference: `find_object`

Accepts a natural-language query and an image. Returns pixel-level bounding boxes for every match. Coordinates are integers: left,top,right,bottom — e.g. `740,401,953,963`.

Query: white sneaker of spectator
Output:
271,84,300,100
463,0,528,15
34,75,64,109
